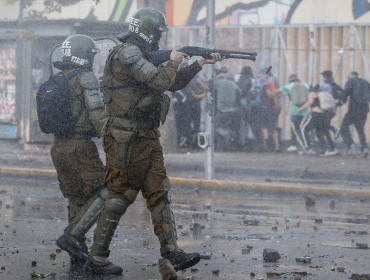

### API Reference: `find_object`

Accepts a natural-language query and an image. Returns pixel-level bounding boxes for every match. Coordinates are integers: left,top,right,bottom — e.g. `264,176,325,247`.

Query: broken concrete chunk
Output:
192,213,208,219
337,267,345,272
31,261,37,267
356,243,368,249
242,248,250,254
315,218,323,223
306,195,316,206
49,253,56,259
56,249,62,253
351,274,370,280
212,269,220,275
263,248,281,262
200,253,211,259
271,226,278,231
296,257,311,263
243,219,259,226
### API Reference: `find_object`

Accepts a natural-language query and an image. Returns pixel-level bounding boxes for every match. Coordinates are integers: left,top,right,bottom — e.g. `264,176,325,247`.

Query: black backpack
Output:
330,82,344,100
352,78,370,104
36,69,86,137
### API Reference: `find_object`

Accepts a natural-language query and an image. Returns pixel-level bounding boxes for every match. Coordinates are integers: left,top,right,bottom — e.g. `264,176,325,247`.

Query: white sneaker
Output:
321,148,338,157
306,149,317,155
287,145,298,152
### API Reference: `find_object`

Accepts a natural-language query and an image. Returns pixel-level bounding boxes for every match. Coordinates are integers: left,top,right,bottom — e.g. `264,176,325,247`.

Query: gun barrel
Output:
227,54,256,61
213,49,257,56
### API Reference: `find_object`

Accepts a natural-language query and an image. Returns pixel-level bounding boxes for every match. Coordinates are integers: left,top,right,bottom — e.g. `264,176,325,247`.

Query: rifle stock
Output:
145,46,257,66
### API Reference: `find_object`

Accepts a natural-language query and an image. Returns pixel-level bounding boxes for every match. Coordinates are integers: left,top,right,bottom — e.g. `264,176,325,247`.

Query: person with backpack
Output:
247,68,280,152
321,70,342,138
85,8,224,275
271,74,308,152
339,71,370,158
37,35,108,264
297,84,338,156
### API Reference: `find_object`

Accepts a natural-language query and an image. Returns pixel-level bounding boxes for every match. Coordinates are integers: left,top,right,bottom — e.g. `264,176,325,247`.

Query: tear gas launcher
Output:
145,46,258,66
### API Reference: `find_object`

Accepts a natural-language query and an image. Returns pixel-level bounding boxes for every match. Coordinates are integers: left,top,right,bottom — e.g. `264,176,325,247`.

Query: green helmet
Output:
128,8,168,47
61,34,99,69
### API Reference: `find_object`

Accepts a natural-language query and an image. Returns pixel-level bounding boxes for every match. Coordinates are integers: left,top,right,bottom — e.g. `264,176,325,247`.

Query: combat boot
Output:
162,251,201,271
56,234,87,264
152,190,201,271
85,257,123,274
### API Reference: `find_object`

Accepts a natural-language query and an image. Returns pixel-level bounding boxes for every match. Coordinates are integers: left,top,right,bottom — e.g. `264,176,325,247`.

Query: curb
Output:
1,166,369,200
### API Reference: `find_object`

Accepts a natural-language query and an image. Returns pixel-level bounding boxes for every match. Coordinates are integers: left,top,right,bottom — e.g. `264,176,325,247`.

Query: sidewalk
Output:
0,140,369,199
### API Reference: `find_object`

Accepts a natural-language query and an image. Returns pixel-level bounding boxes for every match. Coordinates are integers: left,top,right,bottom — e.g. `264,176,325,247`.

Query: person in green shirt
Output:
271,74,308,152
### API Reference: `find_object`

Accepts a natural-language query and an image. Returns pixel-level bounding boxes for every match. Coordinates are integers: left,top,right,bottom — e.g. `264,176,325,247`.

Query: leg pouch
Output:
110,128,135,169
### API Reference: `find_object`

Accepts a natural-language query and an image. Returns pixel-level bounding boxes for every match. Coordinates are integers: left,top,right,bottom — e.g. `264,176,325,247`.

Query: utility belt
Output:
55,133,92,140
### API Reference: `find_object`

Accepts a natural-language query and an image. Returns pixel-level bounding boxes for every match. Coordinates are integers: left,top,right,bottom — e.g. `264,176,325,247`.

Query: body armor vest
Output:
102,44,168,130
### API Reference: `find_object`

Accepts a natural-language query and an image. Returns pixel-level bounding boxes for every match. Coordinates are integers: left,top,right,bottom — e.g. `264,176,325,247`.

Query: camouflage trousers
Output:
51,138,105,236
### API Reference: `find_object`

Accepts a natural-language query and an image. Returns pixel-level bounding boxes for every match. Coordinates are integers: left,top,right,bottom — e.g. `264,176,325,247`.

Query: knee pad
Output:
105,198,128,216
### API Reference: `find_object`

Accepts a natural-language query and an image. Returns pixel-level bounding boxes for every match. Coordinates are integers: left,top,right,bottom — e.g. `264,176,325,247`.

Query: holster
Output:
107,117,137,169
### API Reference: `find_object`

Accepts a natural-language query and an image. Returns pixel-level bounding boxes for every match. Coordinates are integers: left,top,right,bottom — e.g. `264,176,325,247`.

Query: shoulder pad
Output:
117,45,142,65
79,72,99,90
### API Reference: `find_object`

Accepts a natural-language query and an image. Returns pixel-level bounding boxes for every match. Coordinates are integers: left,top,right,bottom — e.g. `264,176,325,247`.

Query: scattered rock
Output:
56,249,62,253
242,248,250,254
263,248,281,262
203,204,211,210
212,270,219,275
306,195,316,206
267,272,307,277
192,213,208,219
271,226,278,231
356,243,368,249
315,218,323,223
190,268,198,272
250,272,256,277
177,224,183,229
49,253,56,259
0,266,4,270
200,253,211,259
296,257,311,263
31,261,37,267
5,204,12,209
351,274,370,280
143,241,149,246
243,219,259,226
337,267,345,272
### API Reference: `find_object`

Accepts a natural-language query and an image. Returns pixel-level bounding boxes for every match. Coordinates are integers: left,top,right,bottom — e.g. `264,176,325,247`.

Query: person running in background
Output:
271,74,308,153
297,84,337,156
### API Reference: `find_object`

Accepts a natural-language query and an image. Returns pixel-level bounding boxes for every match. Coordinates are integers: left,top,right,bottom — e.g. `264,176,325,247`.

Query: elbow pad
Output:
79,72,104,111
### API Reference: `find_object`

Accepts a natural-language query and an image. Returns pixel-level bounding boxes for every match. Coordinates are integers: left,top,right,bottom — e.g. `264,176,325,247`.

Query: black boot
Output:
162,251,200,271
85,257,123,274
56,234,87,264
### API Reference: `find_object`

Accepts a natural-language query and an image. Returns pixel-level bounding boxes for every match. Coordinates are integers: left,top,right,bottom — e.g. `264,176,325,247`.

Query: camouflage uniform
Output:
88,42,203,267
51,69,106,256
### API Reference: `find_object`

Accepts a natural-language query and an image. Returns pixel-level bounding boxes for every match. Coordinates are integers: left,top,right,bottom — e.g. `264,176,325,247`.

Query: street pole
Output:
204,0,215,180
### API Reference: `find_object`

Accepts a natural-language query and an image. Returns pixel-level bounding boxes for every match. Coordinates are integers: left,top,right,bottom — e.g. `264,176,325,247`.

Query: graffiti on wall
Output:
0,43,16,123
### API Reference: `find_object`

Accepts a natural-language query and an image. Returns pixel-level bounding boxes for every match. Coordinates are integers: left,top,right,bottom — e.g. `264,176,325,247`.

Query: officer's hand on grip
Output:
197,52,224,66
170,49,185,64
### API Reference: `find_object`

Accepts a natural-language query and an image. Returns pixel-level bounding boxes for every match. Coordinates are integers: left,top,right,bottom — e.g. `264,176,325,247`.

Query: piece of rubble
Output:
56,249,62,253
143,241,149,246
271,226,278,231
31,261,37,267
351,274,370,280
243,219,259,226
242,248,250,254
49,253,56,259
200,253,211,259
337,267,345,272
203,205,211,210
267,272,307,277
0,266,4,270
177,224,183,229
296,257,311,263
315,218,323,223
306,195,316,206
263,248,281,262
192,213,208,219
356,243,368,249
212,269,219,275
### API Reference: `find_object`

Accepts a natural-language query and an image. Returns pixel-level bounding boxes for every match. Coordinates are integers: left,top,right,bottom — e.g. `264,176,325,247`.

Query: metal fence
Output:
163,24,370,142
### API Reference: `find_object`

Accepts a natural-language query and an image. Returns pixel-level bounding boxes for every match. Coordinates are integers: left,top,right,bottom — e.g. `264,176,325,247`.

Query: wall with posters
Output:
0,42,17,138
1,0,370,26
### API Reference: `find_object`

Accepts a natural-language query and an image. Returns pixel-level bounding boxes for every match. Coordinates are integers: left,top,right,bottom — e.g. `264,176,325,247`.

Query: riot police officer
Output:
85,7,222,274
50,34,107,264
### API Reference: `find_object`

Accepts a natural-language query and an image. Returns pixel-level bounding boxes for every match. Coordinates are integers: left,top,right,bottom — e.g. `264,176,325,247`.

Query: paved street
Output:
0,175,369,279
